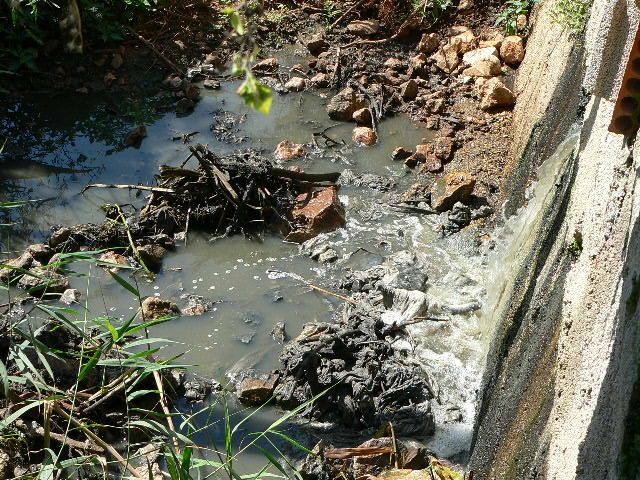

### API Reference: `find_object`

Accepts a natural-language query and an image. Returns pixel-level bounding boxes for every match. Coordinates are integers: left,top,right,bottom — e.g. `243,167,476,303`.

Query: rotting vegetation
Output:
0,0,578,478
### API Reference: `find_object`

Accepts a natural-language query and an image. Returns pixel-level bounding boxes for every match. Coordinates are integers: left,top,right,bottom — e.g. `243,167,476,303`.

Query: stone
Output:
409,53,429,77
0,450,12,479
479,32,504,49
384,58,405,71
306,34,329,56
111,53,123,69
392,147,413,161
180,294,213,316
352,127,378,146
418,33,439,55
479,77,516,110
432,171,476,211
326,87,367,121
309,72,329,87
203,78,220,89
500,35,525,65
291,63,306,73
418,154,443,173
462,55,502,77
462,46,499,66
401,79,419,101
432,44,460,74
433,136,455,160
99,251,129,273
237,374,280,406
315,51,335,73
274,140,306,160
137,244,167,272
125,125,147,147
162,74,183,91
347,19,380,36
253,57,279,72
318,248,339,263
185,83,201,101
353,107,373,126
49,226,72,248
285,76,306,92
18,271,70,295
449,28,476,54
286,186,346,242
176,98,195,114
60,288,81,305
0,252,34,283
402,183,430,201
26,244,53,264
516,14,528,31
458,0,474,10
142,297,180,320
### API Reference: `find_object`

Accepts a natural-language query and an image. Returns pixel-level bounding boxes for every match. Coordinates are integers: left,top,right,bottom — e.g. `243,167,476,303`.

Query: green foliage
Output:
495,0,538,35
412,0,453,21
551,0,593,35
567,231,583,259
322,0,341,22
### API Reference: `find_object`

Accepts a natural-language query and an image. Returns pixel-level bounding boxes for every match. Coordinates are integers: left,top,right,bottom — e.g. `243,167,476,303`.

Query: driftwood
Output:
81,183,175,194
324,447,393,459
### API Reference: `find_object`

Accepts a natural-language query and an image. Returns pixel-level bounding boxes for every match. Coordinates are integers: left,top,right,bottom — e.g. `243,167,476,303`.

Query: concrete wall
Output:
470,0,640,478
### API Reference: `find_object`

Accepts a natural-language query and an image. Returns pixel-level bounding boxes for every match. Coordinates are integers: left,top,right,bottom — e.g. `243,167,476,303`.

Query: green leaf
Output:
255,446,287,477
270,431,313,455
237,74,272,115
223,7,245,34
0,399,48,430
108,271,140,297
0,359,9,397
126,389,159,402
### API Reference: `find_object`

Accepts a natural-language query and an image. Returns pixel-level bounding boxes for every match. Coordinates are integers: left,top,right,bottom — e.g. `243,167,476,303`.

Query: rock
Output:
392,147,413,161
176,97,195,114
500,35,525,65
26,244,53,264
285,76,306,92
0,251,34,283
339,170,396,192
60,288,81,305
49,226,72,248
432,171,476,212
318,248,339,263
315,51,335,73
418,154,443,173
163,74,183,90
111,53,123,69
384,57,405,71
18,271,70,295
401,79,419,101
203,78,220,89
517,14,528,31
449,27,476,53
432,44,460,74
458,0,474,10
286,186,346,242
402,183,430,201
462,46,499,66
135,443,163,480
433,136,455,161
326,87,367,121
185,83,201,101
180,294,213,316
142,297,180,320
125,125,147,147
0,450,12,479
462,55,502,77
291,63,306,73
274,140,306,160
443,202,472,235
353,127,378,146
347,19,380,36
404,152,425,169
353,107,373,126
253,57,279,73
479,32,504,49
99,251,129,273
479,77,516,110
270,322,288,343
471,204,494,220
237,373,280,406
137,244,167,272
309,72,330,87
183,378,212,401
307,34,329,56
409,53,429,78
418,33,439,54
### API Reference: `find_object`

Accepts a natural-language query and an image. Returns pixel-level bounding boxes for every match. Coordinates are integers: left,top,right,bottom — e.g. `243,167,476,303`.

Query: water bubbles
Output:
228,286,234,291
209,286,216,290
237,258,244,263
192,280,197,284
198,277,203,282
193,285,198,290
154,293,160,297
153,285,159,290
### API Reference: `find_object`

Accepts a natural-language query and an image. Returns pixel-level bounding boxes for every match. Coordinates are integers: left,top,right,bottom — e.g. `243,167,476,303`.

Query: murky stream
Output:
1,73,489,470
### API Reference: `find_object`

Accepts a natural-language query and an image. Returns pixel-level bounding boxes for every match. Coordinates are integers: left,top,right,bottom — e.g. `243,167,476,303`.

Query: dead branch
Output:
126,26,184,76
328,0,368,31
81,184,175,195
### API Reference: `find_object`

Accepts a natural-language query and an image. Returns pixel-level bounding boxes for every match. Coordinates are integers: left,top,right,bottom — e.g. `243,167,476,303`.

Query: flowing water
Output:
1,73,501,471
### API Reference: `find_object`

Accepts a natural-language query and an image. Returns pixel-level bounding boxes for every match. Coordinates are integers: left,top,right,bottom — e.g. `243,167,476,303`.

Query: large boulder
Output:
253,57,279,73
326,87,367,121
479,77,516,110
352,127,378,146
462,55,502,77
500,35,525,65
462,46,500,66
431,171,476,212
26,244,53,264
286,186,346,242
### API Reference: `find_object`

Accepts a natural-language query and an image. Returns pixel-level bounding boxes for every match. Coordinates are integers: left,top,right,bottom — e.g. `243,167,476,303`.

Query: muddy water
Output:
1,78,487,467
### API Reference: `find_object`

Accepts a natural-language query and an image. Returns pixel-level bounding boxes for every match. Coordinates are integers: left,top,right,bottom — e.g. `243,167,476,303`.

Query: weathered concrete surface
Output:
471,0,640,478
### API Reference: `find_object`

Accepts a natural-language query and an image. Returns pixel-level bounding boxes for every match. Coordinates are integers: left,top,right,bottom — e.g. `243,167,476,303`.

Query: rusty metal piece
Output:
610,26,640,135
